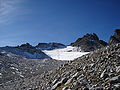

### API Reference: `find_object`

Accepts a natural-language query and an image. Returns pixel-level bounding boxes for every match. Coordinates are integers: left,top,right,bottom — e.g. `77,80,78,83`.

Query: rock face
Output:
71,33,107,52
36,42,66,50
109,29,120,44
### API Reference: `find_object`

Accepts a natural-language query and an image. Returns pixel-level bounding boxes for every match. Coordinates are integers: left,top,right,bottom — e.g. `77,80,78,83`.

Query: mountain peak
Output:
71,33,107,52
114,29,120,38
19,43,33,48
109,29,120,44
81,33,99,41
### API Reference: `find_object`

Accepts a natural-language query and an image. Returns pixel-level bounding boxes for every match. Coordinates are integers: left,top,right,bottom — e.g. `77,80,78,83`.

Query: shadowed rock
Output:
109,29,120,45
71,33,107,52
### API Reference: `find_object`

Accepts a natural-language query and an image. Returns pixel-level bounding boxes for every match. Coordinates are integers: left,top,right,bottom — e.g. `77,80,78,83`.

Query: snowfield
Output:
43,46,89,60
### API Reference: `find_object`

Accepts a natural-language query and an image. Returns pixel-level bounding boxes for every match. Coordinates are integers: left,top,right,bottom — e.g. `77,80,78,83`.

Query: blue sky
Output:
0,0,120,46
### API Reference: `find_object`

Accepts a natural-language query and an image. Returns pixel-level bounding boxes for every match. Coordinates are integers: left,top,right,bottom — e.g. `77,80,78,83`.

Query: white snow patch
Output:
43,46,89,61
0,73,2,78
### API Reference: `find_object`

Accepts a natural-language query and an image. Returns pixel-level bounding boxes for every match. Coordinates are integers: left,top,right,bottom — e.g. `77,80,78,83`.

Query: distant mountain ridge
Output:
0,42,67,59
36,42,66,50
0,30,119,59
0,43,51,59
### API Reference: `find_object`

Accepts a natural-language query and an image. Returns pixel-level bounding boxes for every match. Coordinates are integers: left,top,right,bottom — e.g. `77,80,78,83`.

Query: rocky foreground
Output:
48,43,120,90
1,43,120,90
0,52,66,90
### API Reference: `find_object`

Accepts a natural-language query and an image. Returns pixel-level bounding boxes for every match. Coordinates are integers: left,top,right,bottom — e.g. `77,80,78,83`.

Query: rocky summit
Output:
109,29,120,45
71,33,107,52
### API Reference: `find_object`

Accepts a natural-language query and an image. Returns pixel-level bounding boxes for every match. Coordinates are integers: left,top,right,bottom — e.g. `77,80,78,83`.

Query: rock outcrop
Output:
109,29,120,45
71,33,107,52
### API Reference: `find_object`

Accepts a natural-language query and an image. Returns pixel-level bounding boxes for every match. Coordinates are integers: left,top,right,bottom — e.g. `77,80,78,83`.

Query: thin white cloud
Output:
0,0,26,24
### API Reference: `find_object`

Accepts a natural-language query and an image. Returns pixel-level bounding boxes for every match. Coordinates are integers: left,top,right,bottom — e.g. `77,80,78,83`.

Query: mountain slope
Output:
0,31,120,89
4,43,120,90
47,43,120,90
0,50,66,86
0,43,51,59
